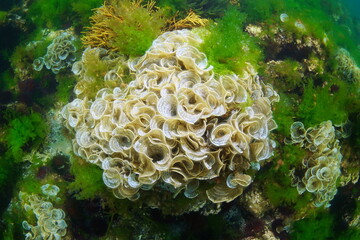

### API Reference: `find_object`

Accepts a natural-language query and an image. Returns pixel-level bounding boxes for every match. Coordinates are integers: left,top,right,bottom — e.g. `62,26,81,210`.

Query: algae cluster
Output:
0,0,359,239
62,29,278,204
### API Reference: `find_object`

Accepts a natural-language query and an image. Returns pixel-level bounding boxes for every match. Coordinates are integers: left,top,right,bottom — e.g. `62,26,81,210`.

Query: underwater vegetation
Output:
33,32,77,74
20,185,68,240
287,121,343,207
62,29,279,204
81,0,167,57
0,0,359,239
27,0,103,30
200,7,263,74
6,112,48,160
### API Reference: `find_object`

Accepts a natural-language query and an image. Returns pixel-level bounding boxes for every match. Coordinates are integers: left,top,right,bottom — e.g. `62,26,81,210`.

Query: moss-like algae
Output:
258,144,311,210
0,10,7,23
272,93,297,135
111,0,166,57
290,212,334,240
200,7,263,74
291,211,360,240
6,112,48,161
27,0,103,30
298,79,349,126
68,157,106,200
0,70,16,92
267,59,304,90
156,0,232,19
55,75,76,103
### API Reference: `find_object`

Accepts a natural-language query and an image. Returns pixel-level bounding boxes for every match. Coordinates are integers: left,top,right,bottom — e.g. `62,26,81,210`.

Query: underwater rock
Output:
65,198,108,239
246,22,324,62
51,154,72,181
222,205,246,232
241,228,278,240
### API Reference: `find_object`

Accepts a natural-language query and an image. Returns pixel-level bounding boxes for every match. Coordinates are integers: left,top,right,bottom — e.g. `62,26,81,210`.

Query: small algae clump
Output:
0,10,7,24
20,185,68,240
287,121,342,207
62,29,279,204
264,59,304,90
167,10,209,31
55,74,76,103
257,144,311,209
335,48,360,84
33,31,77,74
68,157,106,200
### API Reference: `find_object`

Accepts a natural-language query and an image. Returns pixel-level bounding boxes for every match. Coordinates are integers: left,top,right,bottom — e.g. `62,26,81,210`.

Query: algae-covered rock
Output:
335,48,360,84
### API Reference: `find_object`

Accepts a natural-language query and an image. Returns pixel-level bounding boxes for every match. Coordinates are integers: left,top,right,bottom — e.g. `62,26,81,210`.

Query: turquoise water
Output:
343,0,360,20
0,1,359,239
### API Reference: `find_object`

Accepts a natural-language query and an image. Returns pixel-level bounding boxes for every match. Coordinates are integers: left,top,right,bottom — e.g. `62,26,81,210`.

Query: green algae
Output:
0,10,7,23
68,157,106,200
0,152,20,215
71,0,104,29
28,0,73,29
55,75,76,103
291,212,334,240
337,228,360,240
27,0,103,30
81,0,167,57
10,36,50,65
0,70,16,91
291,211,360,240
267,59,304,90
241,0,360,62
6,112,48,161
298,79,349,126
109,0,167,57
272,93,297,135
200,7,262,74
156,0,231,18
258,144,311,210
